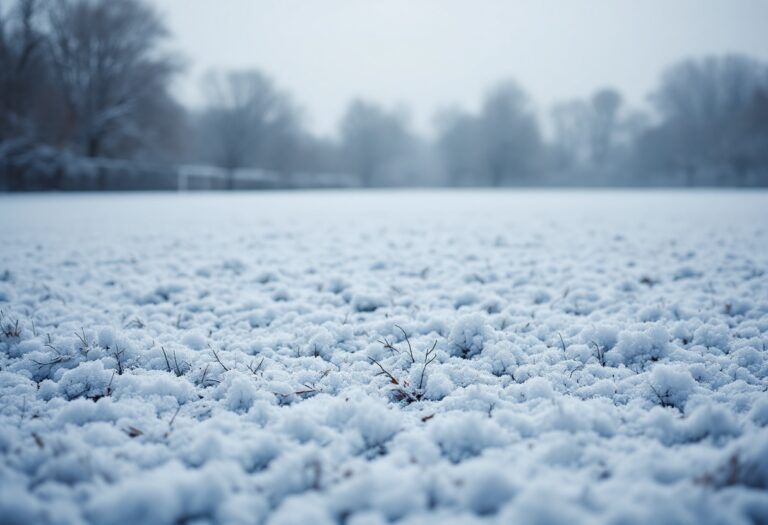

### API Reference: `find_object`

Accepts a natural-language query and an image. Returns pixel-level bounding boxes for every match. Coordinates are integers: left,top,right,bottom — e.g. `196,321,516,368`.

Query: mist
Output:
2,0,768,190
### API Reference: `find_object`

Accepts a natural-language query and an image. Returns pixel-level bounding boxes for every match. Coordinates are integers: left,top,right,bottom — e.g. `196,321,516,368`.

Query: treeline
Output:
2,0,767,190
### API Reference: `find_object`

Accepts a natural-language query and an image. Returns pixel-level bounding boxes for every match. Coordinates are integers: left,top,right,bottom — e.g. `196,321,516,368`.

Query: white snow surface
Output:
1,190,767,525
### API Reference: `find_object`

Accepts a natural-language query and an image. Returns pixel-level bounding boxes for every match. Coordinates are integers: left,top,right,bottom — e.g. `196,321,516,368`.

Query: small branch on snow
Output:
395,324,416,364
209,344,229,372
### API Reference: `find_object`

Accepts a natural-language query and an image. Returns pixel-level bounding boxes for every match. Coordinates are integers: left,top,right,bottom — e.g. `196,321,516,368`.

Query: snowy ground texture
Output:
1,190,768,525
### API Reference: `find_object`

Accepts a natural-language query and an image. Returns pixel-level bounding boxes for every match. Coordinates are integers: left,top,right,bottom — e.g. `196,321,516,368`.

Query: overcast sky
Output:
153,0,768,136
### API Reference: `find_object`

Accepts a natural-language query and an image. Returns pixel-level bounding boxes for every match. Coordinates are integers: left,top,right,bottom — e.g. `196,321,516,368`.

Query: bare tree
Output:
339,100,413,187
0,0,45,137
199,69,290,189
550,100,591,171
260,97,305,184
435,109,482,186
45,0,179,159
0,0,70,190
435,81,542,187
479,81,542,186
549,88,626,183
589,89,622,165
642,54,768,185
726,87,768,186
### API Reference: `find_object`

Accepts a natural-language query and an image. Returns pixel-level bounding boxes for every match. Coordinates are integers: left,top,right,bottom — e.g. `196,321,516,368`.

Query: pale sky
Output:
153,0,768,136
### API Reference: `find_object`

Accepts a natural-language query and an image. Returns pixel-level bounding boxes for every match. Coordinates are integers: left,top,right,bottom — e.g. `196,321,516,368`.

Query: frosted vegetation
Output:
1,191,767,524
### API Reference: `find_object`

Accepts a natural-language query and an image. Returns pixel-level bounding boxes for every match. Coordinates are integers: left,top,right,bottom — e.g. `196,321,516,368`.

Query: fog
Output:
155,0,768,136
2,0,768,190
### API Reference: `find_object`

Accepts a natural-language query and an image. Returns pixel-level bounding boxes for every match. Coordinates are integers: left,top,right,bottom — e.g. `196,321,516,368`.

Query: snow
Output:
0,189,767,524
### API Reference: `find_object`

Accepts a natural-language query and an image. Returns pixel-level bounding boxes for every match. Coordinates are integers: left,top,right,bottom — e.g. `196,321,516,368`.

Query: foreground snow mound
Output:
1,191,767,525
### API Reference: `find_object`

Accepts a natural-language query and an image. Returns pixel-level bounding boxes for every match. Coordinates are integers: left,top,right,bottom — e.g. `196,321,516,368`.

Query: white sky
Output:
152,0,768,136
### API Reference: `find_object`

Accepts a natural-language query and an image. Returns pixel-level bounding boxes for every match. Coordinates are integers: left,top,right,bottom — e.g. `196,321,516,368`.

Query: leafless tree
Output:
435,108,482,186
45,0,180,159
641,54,768,185
549,88,626,181
550,99,591,170
589,88,622,165
260,96,305,184
480,81,542,186
0,0,46,137
435,81,542,186
339,100,413,187
199,69,292,189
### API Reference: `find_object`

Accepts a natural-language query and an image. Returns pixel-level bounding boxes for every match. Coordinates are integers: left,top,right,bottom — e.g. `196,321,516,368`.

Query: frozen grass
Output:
0,190,767,524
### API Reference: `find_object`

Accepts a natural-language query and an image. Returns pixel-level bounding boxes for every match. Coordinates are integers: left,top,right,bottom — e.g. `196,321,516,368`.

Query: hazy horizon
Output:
154,0,768,136
3,0,768,191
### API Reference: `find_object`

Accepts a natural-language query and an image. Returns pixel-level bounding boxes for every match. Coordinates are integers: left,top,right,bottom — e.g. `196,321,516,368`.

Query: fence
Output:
0,153,359,191
176,165,359,191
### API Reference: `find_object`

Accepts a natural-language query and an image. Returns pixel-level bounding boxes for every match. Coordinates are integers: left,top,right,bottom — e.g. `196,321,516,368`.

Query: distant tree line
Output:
2,0,767,190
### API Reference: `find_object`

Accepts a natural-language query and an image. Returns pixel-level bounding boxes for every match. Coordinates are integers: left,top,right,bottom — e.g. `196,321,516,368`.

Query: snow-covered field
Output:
1,190,767,525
